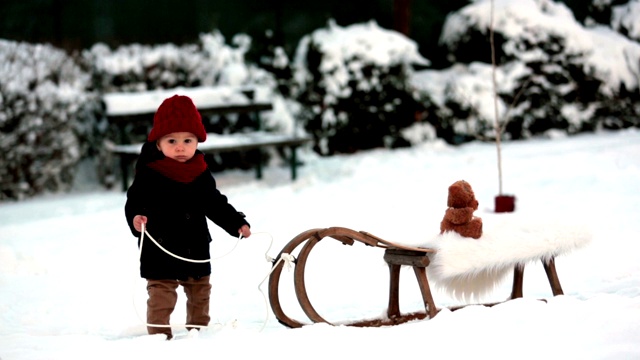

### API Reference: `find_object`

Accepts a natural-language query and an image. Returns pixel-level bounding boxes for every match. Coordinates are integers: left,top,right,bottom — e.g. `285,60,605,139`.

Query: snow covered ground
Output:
1,129,640,359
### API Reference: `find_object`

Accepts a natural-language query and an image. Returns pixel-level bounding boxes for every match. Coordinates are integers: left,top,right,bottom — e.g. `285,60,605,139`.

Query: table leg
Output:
290,145,298,180
387,263,401,318
542,257,564,296
511,264,524,299
255,149,263,179
413,267,438,318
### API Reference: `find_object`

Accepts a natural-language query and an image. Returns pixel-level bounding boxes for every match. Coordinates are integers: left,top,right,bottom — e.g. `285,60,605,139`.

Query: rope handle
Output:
140,222,244,263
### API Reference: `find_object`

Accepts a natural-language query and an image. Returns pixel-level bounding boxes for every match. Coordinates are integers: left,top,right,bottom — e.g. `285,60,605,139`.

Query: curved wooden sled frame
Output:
267,226,437,328
269,226,570,328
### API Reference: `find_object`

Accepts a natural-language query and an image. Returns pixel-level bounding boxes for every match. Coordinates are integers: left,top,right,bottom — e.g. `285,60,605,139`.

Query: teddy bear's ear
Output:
470,199,479,210
447,184,463,207
449,181,465,193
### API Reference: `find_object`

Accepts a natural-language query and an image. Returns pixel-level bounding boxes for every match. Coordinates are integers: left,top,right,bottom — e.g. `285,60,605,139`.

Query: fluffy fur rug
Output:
419,217,592,302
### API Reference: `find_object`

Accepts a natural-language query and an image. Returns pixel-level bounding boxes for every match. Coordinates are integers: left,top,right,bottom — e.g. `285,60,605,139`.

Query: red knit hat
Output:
148,95,207,142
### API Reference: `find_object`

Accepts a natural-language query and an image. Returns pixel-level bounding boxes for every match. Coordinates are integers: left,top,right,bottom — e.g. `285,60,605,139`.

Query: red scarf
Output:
147,153,208,184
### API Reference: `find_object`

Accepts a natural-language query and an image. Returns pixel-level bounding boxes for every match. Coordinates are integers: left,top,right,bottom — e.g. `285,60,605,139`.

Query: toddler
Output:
125,94,251,339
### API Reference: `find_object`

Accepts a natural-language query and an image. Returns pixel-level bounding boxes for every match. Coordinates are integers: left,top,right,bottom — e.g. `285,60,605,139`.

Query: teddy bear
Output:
440,180,483,239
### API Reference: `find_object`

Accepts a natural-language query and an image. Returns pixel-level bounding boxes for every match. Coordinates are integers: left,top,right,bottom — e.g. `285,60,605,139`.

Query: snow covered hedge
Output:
0,40,99,201
588,0,640,42
2,0,639,200
82,31,269,93
292,21,430,155
416,0,640,143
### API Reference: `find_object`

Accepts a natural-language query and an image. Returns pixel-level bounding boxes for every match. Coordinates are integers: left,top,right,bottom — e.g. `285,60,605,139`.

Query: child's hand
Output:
238,224,251,238
133,215,147,232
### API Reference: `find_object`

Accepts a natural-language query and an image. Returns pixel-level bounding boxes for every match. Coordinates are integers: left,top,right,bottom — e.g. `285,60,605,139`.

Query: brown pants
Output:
146,276,212,338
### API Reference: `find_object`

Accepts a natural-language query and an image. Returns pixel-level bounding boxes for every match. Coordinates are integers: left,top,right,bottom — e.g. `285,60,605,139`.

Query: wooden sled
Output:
268,226,580,328
267,226,438,328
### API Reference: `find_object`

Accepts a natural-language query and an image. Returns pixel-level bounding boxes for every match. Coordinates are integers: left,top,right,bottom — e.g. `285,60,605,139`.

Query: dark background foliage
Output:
0,0,506,68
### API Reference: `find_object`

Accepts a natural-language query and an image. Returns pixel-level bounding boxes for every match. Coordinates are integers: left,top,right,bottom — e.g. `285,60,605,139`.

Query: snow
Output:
2,0,640,358
585,25,640,95
440,0,640,94
109,132,312,155
2,129,640,359
303,19,429,70
612,0,640,40
292,19,428,104
102,85,271,116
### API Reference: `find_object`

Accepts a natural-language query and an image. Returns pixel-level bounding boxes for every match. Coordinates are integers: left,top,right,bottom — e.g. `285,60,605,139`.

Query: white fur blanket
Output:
418,218,592,302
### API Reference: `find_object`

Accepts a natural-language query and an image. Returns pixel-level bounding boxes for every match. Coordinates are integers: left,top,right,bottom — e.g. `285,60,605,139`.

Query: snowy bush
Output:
83,31,277,94
248,29,295,98
412,63,508,144
0,40,97,201
83,31,264,93
428,0,640,143
610,0,640,42
585,0,640,42
292,20,430,155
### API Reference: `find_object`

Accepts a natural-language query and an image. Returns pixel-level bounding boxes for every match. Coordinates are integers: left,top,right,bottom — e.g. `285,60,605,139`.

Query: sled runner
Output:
268,225,591,328
267,227,437,328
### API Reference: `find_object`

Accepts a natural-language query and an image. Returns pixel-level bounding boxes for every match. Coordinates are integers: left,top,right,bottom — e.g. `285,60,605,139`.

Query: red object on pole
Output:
495,195,516,213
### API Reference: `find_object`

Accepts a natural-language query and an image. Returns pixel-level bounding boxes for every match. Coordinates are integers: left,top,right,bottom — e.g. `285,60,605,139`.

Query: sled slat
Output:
383,250,431,267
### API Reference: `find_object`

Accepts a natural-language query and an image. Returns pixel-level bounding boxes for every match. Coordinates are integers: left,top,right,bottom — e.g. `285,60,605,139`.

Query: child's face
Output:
156,132,198,162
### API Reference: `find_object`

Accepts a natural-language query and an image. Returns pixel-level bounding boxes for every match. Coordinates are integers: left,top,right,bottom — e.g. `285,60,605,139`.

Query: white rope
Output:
140,223,241,263
254,233,296,332
134,222,287,334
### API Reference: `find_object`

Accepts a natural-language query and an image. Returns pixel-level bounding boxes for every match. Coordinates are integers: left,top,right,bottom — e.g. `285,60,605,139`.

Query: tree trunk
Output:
393,0,412,36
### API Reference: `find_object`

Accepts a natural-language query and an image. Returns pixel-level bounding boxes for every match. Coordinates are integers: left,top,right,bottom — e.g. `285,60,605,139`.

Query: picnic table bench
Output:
102,86,312,191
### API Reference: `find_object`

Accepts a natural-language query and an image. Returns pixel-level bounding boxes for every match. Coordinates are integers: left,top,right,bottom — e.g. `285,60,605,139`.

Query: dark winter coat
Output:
125,142,249,280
